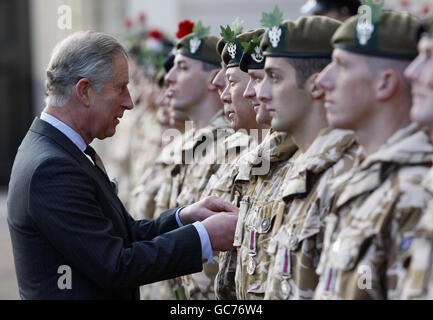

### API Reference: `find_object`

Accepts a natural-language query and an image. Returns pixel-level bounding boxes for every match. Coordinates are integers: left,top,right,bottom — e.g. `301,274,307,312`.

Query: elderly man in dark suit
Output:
7,31,238,300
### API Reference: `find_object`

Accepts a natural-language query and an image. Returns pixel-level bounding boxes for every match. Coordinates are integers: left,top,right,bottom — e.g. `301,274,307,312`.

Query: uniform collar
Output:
236,130,297,181
281,128,357,199
334,123,433,209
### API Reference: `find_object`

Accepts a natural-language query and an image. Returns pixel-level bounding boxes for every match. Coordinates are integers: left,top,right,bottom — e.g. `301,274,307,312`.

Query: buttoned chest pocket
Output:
328,235,370,271
243,202,279,253
240,202,281,296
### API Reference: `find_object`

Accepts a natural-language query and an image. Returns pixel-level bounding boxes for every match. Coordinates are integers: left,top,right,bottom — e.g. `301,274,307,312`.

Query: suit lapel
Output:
30,118,130,232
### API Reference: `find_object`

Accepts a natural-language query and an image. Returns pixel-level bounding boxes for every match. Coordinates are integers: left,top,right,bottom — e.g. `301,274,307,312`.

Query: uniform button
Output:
261,218,270,232
289,237,298,249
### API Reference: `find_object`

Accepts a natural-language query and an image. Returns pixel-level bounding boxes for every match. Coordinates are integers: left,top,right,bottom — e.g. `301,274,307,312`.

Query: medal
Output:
280,279,291,299
247,256,256,275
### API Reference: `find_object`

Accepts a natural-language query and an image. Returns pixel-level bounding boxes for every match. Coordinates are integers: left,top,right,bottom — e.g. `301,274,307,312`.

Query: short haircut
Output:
286,57,331,88
202,61,221,72
45,31,127,107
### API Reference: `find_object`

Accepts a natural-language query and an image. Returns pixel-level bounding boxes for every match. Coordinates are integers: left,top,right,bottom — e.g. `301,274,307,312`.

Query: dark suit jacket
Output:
7,118,203,300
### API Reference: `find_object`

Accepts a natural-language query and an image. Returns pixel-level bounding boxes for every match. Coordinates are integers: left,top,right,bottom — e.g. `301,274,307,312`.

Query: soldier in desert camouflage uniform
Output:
253,15,358,300
313,7,433,300
180,25,276,300
395,15,433,300
129,22,196,224
153,21,235,299
213,24,285,299
215,8,320,301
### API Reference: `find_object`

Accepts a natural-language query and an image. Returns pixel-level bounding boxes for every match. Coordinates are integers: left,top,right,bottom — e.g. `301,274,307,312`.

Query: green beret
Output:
222,29,265,68
239,29,266,72
332,9,420,60
416,14,433,41
216,38,226,56
260,16,341,58
176,21,221,66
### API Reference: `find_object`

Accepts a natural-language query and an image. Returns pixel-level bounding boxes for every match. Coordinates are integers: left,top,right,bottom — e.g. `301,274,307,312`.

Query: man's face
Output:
221,67,258,131
244,69,272,126
405,36,433,128
259,57,309,133
212,63,230,115
165,54,209,113
316,48,374,131
89,54,133,140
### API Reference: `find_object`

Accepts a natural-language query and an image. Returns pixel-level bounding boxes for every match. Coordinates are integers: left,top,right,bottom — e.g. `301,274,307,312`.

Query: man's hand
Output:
202,212,238,251
179,196,238,225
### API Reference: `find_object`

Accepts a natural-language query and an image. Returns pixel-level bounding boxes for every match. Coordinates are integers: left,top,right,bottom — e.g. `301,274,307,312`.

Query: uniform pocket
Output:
242,202,280,296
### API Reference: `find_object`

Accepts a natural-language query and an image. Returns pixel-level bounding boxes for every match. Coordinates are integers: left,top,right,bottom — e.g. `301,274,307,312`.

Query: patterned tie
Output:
84,145,109,179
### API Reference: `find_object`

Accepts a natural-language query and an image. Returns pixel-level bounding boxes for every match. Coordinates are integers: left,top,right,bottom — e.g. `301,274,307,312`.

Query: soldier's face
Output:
317,49,375,131
405,36,433,129
260,57,309,133
88,54,134,140
212,63,231,116
222,67,258,131
244,69,272,126
212,63,228,96
165,54,209,113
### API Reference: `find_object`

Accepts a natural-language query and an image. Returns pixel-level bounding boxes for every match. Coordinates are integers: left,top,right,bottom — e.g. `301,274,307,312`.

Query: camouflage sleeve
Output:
393,198,433,299
385,167,431,299
214,249,238,300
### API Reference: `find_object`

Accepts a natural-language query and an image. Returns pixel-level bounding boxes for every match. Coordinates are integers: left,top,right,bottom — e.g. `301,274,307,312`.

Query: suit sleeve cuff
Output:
192,221,213,264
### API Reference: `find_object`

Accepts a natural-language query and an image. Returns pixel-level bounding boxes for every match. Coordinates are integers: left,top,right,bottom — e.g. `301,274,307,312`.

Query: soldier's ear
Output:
308,73,325,100
208,69,220,92
376,69,399,101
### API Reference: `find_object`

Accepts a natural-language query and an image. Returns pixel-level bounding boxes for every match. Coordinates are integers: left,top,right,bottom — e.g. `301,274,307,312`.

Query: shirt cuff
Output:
175,206,186,227
192,221,213,265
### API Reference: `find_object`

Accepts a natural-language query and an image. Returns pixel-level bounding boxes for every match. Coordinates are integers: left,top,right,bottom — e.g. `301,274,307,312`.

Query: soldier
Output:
213,7,302,300
256,15,358,300
213,26,279,300
155,21,234,299
127,30,175,204
395,15,433,299
313,6,433,299
240,31,273,130
200,26,275,300
301,0,361,21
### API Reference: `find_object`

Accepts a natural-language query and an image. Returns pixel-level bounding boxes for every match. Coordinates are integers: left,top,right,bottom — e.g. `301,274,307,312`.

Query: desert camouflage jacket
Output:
314,124,433,300
263,128,357,300
395,163,433,299
214,130,298,300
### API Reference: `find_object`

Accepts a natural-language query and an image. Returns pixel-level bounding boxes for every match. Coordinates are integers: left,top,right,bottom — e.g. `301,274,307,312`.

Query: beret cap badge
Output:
189,21,211,54
261,6,284,48
241,34,264,63
220,17,244,60
356,0,384,47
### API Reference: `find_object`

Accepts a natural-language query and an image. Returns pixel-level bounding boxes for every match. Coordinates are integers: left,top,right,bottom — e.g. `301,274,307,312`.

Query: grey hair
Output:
45,31,128,107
